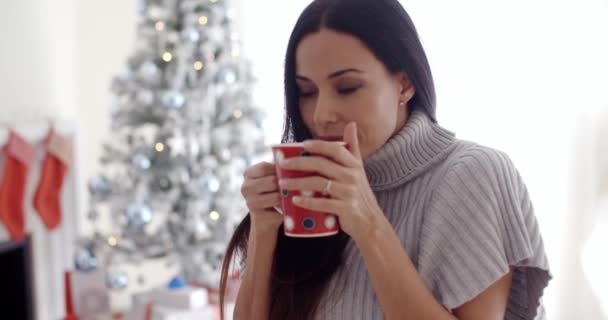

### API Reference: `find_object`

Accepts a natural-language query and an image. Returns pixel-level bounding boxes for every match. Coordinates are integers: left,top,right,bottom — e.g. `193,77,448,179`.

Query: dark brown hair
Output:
220,0,436,318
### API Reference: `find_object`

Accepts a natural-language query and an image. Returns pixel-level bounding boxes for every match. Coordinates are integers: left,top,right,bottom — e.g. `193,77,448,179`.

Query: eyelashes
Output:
337,86,360,95
299,91,316,98
298,86,361,98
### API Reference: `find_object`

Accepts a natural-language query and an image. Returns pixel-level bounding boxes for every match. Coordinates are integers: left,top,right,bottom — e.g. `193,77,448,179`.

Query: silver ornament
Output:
126,202,153,231
167,132,187,157
88,175,112,198
106,271,129,290
193,220,211,241
135,89,155,106
132,153,152,171
208,175,220,193
147,5,169,21
74,246,98,272
161,90,186,109
215,65,237,84
218,148,232,162
138,60,159,79
181,28,200,43
224,8,236,24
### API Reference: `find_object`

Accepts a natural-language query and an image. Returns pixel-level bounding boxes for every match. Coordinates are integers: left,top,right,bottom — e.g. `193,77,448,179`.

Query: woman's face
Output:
295,28,415,159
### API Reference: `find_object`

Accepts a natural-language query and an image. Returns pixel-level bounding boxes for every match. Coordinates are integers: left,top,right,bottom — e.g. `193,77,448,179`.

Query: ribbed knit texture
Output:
312,110,552,319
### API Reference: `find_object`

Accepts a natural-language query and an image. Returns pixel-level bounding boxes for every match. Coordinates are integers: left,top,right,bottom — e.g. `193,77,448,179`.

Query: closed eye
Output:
338,86,361,95
299,90,317,98
298,86,361,98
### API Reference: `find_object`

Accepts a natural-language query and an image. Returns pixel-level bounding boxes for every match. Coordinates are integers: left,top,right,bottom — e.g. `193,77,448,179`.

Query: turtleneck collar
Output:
362,110,456,191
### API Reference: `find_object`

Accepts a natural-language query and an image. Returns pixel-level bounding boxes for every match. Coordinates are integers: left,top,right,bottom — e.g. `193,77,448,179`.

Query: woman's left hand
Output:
277,122,387,241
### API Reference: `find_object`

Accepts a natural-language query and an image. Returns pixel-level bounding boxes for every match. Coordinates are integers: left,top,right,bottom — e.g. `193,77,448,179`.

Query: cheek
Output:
351,90,397,126
352,93,402,157
298,101,315,125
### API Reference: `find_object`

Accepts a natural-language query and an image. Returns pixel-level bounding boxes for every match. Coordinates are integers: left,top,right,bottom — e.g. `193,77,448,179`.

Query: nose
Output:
312,93,338,128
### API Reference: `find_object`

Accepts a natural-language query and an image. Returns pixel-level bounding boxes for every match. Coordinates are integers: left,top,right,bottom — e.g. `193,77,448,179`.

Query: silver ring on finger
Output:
322,179,333,196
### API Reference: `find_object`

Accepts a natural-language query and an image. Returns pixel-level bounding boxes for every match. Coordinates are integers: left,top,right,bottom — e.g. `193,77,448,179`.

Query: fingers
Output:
241,174,278,195
278,156,353,182
278,176,352,200
250,208,284,226
300,139,360,169
243,161,276,179
291,196,346,219
246,192,281,211
241,161,283,211
343,121,361,160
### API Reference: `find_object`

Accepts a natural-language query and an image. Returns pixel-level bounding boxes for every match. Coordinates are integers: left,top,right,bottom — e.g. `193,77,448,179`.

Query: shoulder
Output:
437,140,522,194
446,140,516,176
417,140,551,315
423,140,528,232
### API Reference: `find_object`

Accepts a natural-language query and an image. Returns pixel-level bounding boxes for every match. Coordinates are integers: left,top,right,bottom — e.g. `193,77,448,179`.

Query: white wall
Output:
72,0,139,235
0,0,76,122
0,1,137,319
0,0,137,232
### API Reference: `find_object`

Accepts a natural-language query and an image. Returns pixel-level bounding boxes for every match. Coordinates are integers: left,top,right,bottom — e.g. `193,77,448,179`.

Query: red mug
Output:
271,141,347,237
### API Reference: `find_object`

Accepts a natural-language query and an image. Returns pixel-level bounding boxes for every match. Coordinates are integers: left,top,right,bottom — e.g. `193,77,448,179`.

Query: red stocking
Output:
34,129,71,230
0,131,34,241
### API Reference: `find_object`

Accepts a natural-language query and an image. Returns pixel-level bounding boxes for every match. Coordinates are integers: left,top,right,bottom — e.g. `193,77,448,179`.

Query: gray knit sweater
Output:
312,110,552,319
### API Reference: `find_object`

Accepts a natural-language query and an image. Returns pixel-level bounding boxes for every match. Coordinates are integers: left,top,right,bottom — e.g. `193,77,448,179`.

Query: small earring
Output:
399,101,406,108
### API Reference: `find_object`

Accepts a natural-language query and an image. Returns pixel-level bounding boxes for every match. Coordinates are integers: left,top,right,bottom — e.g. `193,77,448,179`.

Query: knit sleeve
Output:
417,145,552,319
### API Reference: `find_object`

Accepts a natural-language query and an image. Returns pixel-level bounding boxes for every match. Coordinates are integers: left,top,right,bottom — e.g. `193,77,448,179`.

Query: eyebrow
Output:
296,68,364,82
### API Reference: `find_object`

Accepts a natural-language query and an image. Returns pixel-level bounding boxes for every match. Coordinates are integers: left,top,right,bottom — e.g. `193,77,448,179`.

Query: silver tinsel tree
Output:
79,0,267,290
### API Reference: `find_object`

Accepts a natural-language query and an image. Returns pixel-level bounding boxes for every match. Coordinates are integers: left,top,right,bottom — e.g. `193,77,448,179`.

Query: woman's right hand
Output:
241,161,284,238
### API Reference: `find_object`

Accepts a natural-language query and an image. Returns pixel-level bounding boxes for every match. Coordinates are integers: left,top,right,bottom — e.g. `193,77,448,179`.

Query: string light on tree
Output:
162,52,173,62
108,236,118,247
209,211,220,221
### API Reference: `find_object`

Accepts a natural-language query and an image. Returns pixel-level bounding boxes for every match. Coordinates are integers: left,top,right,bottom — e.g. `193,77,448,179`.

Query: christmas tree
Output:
78,0,267,293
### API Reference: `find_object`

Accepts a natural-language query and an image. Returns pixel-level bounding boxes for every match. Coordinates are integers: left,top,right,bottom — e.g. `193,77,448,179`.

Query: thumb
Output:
343,122,361,159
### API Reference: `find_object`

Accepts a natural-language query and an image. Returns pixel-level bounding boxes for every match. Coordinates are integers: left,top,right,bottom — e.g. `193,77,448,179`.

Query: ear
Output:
395,72,416,104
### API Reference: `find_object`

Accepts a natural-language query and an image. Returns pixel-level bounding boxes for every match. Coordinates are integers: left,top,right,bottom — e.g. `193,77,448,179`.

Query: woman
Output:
220,0,551,319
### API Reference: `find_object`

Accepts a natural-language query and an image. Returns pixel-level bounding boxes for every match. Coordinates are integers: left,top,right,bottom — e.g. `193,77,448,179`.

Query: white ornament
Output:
284,216,295,231
301,190,314,197
168,134,187,157
274,150,284,163
324,216,336,229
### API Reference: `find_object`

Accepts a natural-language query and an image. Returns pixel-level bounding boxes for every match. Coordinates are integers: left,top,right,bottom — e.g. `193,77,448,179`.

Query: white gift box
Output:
150,305,214,320
130,286,210,320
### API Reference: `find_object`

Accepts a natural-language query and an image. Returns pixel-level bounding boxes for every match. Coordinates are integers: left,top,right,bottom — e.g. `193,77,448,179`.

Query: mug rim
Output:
271,141,347,148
